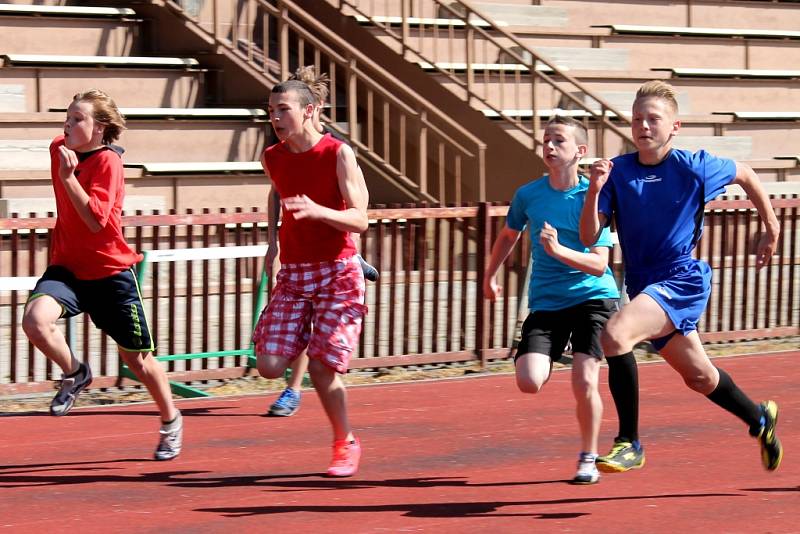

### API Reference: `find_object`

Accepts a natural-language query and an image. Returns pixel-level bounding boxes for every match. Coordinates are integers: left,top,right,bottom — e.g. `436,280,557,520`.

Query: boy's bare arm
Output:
731,162,780,268
281,144,368,233
540,222,610,277
483,226,521,301
261,155,279,268
579,159,611,246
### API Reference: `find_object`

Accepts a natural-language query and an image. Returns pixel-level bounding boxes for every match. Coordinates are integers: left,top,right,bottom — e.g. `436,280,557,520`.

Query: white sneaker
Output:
572,452,599,484
154,411,183,461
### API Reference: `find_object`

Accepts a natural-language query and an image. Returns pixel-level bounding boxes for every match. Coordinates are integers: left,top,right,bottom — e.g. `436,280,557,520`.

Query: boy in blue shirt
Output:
484,116,620,484
580,80,782,473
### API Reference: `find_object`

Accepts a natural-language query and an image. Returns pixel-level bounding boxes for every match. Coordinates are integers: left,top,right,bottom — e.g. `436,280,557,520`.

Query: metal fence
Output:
1,197,798,394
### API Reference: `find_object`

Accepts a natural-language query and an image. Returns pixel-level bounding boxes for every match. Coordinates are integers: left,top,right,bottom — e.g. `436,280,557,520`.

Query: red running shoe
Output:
327,437,362,477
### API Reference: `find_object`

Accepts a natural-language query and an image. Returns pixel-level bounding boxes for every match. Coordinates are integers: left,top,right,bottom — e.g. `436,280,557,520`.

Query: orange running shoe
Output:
327,437,362,477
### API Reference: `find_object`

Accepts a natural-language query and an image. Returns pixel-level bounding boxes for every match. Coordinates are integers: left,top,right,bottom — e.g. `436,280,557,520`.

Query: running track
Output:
1,351,798,533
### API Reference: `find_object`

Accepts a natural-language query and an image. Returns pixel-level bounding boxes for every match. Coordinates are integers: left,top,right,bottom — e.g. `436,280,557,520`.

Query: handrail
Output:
162,0,487,203
335,0,635,157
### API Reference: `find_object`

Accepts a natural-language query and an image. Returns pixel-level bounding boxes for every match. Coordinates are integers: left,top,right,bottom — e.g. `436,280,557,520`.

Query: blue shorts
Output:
625,259,711,351
28,265,155,353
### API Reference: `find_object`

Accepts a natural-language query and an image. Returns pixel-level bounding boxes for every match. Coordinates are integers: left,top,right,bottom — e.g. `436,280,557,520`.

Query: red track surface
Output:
1,351,798,533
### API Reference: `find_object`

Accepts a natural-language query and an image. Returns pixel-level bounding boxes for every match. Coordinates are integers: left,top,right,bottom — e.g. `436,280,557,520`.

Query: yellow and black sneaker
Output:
756,400,782,471
595,439,645,473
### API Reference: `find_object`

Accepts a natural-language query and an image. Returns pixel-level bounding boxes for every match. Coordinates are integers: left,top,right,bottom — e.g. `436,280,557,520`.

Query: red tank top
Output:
263,133,356,263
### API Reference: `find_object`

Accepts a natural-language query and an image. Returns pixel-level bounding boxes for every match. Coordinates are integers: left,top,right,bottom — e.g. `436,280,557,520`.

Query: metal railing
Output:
1,197,798,394
162,0,487,204
331,0,636,157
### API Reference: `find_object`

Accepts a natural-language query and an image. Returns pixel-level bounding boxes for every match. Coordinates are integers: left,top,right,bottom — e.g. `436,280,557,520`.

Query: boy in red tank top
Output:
253,79,369,477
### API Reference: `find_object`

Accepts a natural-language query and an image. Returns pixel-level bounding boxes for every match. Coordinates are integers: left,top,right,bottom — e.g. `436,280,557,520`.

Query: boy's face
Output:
542,124,586,169
63,100,103,151
631,96,680,154
268,91,313,141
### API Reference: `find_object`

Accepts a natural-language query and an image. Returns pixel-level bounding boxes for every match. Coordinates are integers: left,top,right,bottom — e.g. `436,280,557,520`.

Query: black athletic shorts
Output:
516,299,618,361
28,265,155,353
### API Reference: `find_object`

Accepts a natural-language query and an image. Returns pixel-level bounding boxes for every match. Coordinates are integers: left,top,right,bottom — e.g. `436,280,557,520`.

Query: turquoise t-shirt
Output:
506,175,620,311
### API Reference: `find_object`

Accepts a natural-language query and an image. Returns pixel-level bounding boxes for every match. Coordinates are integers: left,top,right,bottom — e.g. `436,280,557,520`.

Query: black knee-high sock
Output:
706,367,762,434
607,352,639,443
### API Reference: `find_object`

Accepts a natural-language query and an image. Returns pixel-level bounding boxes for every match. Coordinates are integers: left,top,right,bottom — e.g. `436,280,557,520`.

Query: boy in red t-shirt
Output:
253,79,369,477
22,89,182,461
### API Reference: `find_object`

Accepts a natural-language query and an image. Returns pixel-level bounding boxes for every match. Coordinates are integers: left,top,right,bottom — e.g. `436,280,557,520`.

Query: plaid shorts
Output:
252,256,367,373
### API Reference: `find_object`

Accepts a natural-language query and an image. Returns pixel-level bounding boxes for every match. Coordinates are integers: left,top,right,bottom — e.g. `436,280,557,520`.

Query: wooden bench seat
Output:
48,107,267,120
124,161,263,175
712,111,800,121
595,24,800,40
0,5,136,18
654,67,800,79
1,54,200,69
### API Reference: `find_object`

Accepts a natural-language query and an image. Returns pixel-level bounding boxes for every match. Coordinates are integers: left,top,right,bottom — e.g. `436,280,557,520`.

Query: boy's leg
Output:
23,276,91,416
308,358,362,477
267,352,308,416
571,353,603,485
514,352,552,394
119,349,182,461
308,358,353,442
597,293,672,472
659,332,782,471
23,295,78,374
571,353,602,455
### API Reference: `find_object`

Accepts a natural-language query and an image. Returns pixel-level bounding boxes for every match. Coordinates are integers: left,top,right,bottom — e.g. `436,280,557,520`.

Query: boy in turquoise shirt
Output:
483,116,619,484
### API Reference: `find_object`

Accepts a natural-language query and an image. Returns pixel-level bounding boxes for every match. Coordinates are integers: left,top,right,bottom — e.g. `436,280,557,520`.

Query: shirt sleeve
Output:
505,188,527,232
694,149,736,203
592,226,615,248
86,153,122,228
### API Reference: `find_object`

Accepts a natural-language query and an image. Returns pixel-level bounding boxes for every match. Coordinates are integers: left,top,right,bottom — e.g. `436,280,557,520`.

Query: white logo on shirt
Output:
640,174,662,183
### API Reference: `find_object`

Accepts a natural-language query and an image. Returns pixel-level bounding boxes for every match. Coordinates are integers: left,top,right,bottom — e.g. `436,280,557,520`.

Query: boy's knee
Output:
600,323,628,355
682,372,716,395
22,311,50,341
571,376,596,398
516,375,544,394
257,355,288,379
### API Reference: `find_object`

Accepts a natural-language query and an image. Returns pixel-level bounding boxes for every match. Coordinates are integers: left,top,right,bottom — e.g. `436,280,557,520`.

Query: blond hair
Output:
289,65,330,106
72,89,126,144
635,80,679,114
546,115,588,146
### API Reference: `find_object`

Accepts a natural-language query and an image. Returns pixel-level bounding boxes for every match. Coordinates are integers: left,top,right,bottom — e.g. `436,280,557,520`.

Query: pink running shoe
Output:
327,437,362,477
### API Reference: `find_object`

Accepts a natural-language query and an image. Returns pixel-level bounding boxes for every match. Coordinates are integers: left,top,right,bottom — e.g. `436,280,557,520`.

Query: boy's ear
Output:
304,103,315,119
670,119,681,138
577,144,588,157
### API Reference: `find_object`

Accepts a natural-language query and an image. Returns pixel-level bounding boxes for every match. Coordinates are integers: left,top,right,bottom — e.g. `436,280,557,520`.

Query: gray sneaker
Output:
50,363,92,416
154,412,183,461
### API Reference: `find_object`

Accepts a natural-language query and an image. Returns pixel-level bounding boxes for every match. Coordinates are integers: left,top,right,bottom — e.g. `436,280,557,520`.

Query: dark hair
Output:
545,115,588,146
73,89,126,144
271,79,315,107
289,65,330,105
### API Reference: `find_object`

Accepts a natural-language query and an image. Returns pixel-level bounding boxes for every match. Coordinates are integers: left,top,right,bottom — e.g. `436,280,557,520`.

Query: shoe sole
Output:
760,402,782,471
326,469,358,477
571,477,599,485
154,451,181,461
50,377,93,417
596,458,645,474
267,407,299,417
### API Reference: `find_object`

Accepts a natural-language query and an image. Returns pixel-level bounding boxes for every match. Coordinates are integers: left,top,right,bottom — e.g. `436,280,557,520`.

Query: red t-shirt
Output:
263,133,357,263
49,135,142,279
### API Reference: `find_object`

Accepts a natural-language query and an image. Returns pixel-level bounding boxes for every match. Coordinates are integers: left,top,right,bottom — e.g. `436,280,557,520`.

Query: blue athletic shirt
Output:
507,175,620,312
598,149,735,275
